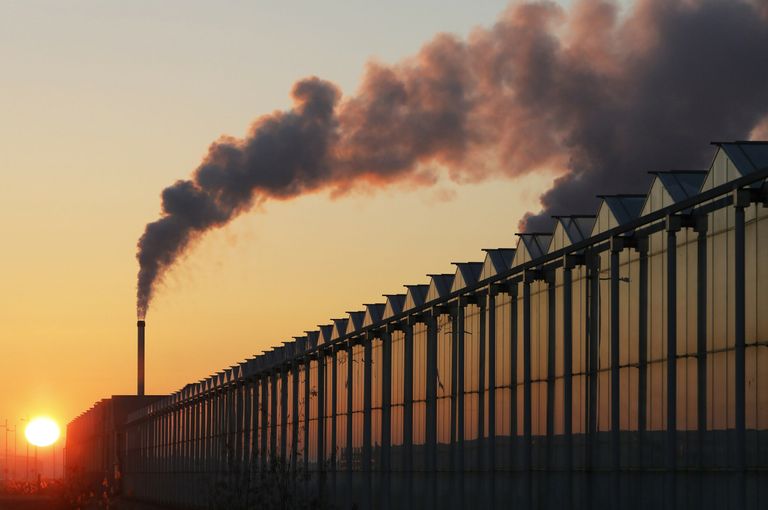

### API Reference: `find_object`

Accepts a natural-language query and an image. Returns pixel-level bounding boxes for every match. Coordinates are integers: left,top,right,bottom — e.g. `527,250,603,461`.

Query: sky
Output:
0,1,582,437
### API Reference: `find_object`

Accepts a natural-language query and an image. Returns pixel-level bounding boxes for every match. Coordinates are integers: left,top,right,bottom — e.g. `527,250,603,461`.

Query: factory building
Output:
68,141,768,509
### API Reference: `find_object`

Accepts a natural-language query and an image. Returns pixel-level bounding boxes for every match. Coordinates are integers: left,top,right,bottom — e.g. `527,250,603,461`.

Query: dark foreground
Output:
0,495,66,510
0,495,170,510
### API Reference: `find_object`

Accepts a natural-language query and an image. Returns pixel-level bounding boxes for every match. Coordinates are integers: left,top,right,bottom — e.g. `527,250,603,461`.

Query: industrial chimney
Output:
137,320,145,396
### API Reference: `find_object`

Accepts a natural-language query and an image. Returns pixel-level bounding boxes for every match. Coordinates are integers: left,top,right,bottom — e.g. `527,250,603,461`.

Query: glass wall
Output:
336,347,350,470
113,149,768,510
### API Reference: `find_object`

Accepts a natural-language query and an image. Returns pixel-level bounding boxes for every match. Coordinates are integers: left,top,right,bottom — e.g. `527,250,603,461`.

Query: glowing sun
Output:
25,417,60,447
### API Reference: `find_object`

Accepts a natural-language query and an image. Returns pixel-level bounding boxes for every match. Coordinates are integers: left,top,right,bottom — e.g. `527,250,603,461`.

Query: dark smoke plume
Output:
137,0,768,318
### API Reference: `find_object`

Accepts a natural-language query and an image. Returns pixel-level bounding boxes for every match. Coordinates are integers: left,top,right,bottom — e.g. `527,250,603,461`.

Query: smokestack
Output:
137,320,145,396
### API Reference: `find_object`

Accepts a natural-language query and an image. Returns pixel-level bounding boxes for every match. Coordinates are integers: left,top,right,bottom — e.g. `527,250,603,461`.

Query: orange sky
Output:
0,0,559,434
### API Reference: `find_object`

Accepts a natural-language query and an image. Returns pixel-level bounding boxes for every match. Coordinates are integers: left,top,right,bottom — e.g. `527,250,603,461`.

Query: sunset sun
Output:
25,417,60,447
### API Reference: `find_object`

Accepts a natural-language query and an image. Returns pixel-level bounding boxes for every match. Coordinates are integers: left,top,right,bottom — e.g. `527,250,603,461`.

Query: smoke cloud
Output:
137,0,768,318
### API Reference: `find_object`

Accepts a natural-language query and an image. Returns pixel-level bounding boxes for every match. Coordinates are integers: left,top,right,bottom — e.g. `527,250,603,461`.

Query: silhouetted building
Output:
65,395,162,493
71,141,768,509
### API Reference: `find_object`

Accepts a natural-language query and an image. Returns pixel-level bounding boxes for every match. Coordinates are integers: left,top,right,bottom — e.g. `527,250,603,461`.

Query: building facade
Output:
70,142,768,509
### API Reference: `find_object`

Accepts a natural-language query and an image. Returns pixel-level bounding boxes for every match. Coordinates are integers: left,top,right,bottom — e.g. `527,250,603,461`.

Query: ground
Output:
0,495,171,510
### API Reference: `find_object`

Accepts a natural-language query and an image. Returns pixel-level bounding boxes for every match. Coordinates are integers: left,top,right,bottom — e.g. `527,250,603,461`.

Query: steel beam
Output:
304,361,311,473
270,373,278,464
457,303,466,474
487,289,497,472
450,305,459,473
562,254,585,510
523,272,534,509
696,222,708,456
546,271,556,480
403,320,414,474
610,239,622,509
477,295,487,472
510,283,519,468
425,312,438,473
587,253,600,508
346,342,354,474
363,337,373,472
281,370,288,463
666,219,679,509
331,348,338,472
382,328,393,473
733,192,748,510
318,353,326,471
292,365,300,472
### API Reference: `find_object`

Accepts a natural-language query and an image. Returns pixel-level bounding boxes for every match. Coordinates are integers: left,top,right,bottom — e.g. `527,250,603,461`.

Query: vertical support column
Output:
169,407,175,497
425,312,438,474
637,239,649,439
216,389,223,474
457,300,466,474
205,394,210,474
213,392,219,474
382,327,393,509
363,337,372,472
243,382,251,475
186,401,191,494
587,252,600,506
425,311,438,510
510,284,519,467
665,219,679,509
695,219,708,453
236,383,243,474
363,334,374,508
488,288,498,472
183,402,189,493
206,389,214,473
261,376,269,471
205,393,211,473
562,255,581,510
304,359,311,473
182,399,188,496
208,394,214,475
292,363,300,472
584,253,600,508
523,271,534,508
478,294,488,472
229,385,236,470
189,398,194,483
733,191,748,510
189,397,196,476
253,378,260,472
318,350,328,499
220,388,225,472
200,395,205,475
331,348,338,472
281,367,289,463
382,328,393,473
346,342,354,474
450,304,459,473
404,320,414,473
610,239,623,509
270,372,278,465
318,352,326,471
546,271,556,478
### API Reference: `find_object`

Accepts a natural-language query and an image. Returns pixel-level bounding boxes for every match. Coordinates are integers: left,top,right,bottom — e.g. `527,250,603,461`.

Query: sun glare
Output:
25,417,60,447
